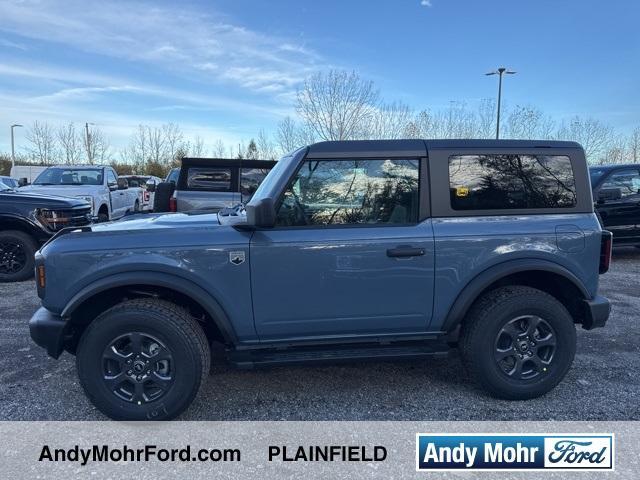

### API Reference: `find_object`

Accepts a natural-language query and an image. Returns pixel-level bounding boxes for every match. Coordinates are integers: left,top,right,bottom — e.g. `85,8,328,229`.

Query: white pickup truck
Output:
20,165,142,221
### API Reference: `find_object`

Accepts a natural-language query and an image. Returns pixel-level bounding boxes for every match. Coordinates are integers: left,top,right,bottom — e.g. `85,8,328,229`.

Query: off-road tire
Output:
460,286,576,400
76,299,210,420
153,182,175,212
0,230,37,282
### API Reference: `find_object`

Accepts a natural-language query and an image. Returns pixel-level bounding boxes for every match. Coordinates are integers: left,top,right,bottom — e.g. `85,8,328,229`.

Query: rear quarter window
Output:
448,154,577,210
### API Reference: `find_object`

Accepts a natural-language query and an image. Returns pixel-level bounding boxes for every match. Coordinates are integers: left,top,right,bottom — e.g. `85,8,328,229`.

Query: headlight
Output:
36,209,71,232
77,196,94,212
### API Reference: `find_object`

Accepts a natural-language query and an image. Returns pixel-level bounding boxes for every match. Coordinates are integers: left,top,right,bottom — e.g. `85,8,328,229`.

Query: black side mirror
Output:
18,178,28,187
246,197,276,228
146,180,156,192
117,178,129,190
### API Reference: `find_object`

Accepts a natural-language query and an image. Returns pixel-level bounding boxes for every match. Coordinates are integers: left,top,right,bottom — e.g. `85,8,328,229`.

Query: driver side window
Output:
600,169,640,200
276,158,420,227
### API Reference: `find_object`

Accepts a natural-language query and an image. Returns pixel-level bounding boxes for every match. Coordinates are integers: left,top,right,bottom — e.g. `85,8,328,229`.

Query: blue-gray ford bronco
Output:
30,140,612,420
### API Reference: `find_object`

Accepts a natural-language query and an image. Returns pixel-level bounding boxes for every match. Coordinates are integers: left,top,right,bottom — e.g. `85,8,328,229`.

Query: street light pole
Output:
10,124,23,171
485,67,516,139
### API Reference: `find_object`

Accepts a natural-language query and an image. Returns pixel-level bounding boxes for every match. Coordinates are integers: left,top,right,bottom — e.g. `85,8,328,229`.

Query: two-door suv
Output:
30,140,612,420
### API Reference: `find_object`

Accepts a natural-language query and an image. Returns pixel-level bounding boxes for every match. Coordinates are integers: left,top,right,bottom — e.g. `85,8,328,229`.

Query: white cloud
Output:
421,0,433,6
0,37,27,50
0,0,322,94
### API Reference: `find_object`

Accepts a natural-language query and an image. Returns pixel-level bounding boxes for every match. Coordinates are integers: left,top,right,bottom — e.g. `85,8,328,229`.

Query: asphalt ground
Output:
1,248,638,421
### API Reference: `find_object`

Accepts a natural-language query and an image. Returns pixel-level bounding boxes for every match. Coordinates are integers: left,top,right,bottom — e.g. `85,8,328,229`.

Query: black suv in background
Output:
590,164,640,246
0,182,92,282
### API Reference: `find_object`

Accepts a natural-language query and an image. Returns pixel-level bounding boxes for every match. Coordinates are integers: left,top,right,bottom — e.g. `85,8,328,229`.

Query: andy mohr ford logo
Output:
416,433,614,471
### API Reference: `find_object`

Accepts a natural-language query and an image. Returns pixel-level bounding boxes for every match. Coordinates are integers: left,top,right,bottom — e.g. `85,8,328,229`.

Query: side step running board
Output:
228,342,451,369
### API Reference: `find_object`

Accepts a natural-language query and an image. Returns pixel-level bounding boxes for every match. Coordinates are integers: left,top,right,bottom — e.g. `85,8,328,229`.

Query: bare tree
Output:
431,102,477,138
162,123,185,162
84,127,111,164
57,122,82,164
256,129,277,160
505,105,555,140
296,70,379,141
628,126,640,163
366,101,414,139
598,135,628,165
26,121,56,165
211,139,228,158
190,136,206,157
556,116,612,163
123,123,184,167
476,98,496,139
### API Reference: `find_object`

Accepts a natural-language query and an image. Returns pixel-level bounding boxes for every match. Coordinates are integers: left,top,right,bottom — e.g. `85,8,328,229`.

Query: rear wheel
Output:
0,230,37,282
134,200,140,212
76,299,210,420
460,286,576,400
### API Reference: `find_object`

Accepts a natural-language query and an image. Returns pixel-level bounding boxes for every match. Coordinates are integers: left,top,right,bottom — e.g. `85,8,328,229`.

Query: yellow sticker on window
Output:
455,186,469,197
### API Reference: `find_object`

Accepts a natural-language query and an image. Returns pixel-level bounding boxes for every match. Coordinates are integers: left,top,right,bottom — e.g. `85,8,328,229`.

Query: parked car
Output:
20,165,142,221
29,139,611,420
0,181,91,282
0,176,19,189
119,175,163,212
590,164,640,247
153,158,276,213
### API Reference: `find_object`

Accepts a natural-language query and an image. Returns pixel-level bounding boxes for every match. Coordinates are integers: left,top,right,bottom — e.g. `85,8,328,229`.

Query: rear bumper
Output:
29,307,67,358
582,295,611,330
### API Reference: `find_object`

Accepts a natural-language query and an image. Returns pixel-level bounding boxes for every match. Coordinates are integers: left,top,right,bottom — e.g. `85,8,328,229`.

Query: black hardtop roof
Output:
306,139,582,158
181,157,276,169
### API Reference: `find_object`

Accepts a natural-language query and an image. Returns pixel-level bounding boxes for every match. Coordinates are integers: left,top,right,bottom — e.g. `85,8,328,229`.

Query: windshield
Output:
0,182,11,191
33,167,104,186
589,168,607,186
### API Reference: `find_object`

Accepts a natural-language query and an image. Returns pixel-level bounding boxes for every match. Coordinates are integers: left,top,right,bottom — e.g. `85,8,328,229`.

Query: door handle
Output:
386,246,425,258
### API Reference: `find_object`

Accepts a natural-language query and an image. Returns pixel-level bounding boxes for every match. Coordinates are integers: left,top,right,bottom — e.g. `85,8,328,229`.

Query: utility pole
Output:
10,124,23,171
485,67,516,139
85,122,95,164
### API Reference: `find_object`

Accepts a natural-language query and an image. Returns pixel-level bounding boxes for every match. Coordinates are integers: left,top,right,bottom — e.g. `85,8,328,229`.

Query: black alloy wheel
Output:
102,332,174,405
494,315,557,380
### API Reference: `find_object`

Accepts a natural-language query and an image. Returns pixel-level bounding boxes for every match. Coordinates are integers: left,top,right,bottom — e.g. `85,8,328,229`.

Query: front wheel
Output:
460,286,576,400
76,299,210,420
0,230,37,282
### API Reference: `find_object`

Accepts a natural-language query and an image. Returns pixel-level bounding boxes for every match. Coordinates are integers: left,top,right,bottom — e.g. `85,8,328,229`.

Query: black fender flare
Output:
61,271,238,343
0,213,47,242
441,259,590,332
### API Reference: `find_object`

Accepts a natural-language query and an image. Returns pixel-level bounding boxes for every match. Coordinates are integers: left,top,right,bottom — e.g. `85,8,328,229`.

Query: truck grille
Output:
38,206,93,232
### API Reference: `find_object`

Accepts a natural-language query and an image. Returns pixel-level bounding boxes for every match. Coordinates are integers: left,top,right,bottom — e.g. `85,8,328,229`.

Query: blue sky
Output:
0,0,638,154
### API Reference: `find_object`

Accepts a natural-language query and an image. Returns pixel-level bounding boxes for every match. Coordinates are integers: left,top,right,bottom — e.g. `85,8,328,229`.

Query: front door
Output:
596,168,640,243
250,156,435,341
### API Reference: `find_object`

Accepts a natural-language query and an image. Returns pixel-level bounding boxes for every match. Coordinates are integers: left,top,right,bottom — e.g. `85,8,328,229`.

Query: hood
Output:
20,185,100,198
0,189,89,208
90,211,222,232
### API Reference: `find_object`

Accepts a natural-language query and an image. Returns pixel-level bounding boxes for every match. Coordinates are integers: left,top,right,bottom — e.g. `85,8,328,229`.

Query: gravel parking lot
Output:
1,248,638,421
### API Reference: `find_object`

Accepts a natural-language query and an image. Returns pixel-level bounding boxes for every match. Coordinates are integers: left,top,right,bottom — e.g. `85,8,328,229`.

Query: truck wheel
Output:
76,299,210,420
153,182,175,212
134,200,140,212
460,286,576,400
0,230,37,282
97,207,109,223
